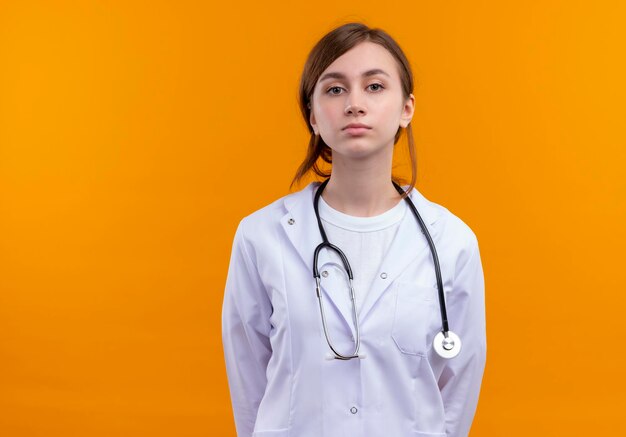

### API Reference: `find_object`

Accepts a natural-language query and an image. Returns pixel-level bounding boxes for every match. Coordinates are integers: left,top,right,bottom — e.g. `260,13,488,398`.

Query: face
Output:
309,41,414,161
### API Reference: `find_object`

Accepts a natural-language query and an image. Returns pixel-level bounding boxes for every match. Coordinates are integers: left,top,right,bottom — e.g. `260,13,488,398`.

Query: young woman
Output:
222,22,486,437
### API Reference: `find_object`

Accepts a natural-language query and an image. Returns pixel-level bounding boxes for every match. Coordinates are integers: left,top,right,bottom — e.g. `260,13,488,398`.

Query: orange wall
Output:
1,1,625,435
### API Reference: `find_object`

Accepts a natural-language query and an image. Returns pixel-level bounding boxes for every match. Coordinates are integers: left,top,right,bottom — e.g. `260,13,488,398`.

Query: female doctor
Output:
222,22,486,437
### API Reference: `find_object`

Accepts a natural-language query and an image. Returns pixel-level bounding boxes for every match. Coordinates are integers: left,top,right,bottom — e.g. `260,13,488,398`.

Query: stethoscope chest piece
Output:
433,330,461,359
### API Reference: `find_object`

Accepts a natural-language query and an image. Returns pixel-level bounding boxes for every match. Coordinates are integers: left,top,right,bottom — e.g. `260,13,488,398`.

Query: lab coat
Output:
222,181,486,437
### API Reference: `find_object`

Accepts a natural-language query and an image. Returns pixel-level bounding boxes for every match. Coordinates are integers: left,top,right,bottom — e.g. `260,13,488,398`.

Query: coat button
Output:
380,272,388,279
350,406,358,414
287,218,295,225
321,270,329,278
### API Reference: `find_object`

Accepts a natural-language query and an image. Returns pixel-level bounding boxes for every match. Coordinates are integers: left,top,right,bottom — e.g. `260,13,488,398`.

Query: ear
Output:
309,104,318,134
399,93,415,128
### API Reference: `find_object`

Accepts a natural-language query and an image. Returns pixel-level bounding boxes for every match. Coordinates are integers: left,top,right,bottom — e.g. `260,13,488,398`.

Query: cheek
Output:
380,103,403,125
316,108,340,129
380,105,400,129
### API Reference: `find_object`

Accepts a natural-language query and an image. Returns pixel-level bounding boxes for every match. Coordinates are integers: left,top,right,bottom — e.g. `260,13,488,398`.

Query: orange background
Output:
1,1,625,435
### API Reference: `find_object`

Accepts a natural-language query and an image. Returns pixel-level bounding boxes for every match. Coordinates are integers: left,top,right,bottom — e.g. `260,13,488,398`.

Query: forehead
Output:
318,41,400,82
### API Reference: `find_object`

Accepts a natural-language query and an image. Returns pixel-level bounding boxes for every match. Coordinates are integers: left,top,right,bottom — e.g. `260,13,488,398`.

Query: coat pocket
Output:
391,281,440,356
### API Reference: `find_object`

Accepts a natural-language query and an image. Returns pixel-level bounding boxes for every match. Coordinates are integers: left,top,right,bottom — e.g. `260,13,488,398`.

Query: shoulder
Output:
235,182,315,244
411,187,480,257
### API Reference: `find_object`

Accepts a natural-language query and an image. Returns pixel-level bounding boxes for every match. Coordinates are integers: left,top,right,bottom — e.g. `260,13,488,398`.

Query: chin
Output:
332,142,386,160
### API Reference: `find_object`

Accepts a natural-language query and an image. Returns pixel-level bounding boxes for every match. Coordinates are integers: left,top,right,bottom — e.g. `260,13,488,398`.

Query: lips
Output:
342,123,372,136
342,123,371,130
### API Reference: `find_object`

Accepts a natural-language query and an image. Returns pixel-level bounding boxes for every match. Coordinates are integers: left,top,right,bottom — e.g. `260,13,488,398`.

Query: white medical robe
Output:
222,182,487,437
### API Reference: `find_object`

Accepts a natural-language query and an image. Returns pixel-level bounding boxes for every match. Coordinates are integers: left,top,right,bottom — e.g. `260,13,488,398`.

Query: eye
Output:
326,86,344,95
325,83,385,96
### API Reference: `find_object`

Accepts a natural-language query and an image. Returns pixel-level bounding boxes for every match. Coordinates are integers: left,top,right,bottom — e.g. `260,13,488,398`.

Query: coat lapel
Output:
280,182,321,276
280,182,356,333
358,188,441,324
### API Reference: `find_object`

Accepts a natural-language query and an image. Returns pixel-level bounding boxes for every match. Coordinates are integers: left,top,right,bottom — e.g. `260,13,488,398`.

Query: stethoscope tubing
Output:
391,181,450,335
312,178,456,359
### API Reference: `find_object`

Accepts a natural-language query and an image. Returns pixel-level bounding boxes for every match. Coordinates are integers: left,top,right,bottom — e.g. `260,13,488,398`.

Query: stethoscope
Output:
312,178,461,360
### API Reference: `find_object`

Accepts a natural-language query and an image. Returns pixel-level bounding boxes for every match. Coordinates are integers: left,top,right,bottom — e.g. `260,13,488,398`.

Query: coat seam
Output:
278,211,295,435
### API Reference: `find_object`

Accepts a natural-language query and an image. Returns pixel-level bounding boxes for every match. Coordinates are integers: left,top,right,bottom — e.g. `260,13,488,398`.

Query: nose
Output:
344,92,367,116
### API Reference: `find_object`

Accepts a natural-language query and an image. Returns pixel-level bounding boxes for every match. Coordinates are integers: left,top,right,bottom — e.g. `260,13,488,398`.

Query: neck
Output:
322,150,402,217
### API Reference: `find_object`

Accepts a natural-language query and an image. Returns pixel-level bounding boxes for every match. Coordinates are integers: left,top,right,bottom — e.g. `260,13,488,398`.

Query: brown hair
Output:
291,22,418,199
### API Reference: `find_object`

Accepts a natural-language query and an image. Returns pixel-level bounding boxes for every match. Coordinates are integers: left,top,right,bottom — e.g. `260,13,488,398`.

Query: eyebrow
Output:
318,68,391,83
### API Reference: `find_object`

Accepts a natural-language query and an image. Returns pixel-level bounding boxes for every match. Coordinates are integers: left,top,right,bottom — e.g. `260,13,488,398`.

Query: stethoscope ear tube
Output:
312,180,360,359
315,274,361,360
